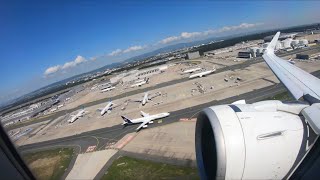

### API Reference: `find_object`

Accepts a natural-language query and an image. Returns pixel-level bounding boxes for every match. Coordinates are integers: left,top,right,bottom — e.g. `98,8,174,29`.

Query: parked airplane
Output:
68,109,86,123
288,58,295,64
101,86,115,92
189,68,216,78
195,32,320,180
97,101,119,116
132,92,161,106
121,111,170,131
130,78,149,88
182,67,202,74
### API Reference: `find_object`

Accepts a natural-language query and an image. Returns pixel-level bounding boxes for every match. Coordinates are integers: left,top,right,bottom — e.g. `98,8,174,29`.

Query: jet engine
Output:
143,125,148,128
195,100,315,180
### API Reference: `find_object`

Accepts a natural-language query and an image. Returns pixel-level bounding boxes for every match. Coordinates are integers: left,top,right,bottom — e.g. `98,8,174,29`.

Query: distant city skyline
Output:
0,1,320,104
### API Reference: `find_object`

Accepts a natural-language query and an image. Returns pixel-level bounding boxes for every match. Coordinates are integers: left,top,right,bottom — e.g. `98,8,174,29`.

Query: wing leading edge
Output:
262,32,320,102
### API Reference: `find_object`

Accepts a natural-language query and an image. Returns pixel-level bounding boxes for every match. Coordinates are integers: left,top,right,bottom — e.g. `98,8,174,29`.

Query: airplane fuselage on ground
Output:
68,109,85,123
121,111,170,130
100,102,114,116
183,67,202,74
189,69,215,78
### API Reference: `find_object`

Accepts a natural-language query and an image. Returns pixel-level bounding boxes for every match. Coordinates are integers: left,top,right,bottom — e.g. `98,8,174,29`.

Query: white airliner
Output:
182,67,202,74
68,109,86,123
101,86,115,92
132,92,161,106
97,101,119,116
195,32,320,180
189,68,216,78
131,78,149,88
121,111,170,131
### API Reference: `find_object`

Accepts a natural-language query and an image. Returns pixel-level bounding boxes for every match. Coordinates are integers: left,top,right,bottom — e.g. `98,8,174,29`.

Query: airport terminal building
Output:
110,65,168,84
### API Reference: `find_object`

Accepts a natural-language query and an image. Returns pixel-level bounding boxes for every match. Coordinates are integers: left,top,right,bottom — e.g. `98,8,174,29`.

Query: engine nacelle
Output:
149,121,154,124
195,100,310,180
143,125,148,128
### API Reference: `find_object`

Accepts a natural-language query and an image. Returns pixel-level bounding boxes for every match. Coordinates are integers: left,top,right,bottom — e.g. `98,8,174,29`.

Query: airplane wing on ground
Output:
140,111,150,117
262,32,320,101
112,103,121,108
130,99,142,103
148,92,161,100
136,120,150,131
96,108,103,112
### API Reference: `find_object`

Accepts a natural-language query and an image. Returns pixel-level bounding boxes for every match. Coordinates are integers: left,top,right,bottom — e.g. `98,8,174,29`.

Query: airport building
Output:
122,65,168,83
110,65,168,84
110,70,138,84
238,50,252,58
186,51,201,59
296,54,310,60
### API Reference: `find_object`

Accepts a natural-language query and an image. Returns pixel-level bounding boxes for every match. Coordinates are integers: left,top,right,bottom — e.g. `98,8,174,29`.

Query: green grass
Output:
101,156,200,180
265,91,293,101
22,148,74,180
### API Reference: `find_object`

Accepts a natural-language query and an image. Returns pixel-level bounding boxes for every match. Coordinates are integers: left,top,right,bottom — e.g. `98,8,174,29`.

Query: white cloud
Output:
62,55,87,69
181,32,202,39
108,45,145,56
44,55,87,76
159,36,180,44
44,65,61,76
159,22,263,44
108,49,122,56
123,45,144,53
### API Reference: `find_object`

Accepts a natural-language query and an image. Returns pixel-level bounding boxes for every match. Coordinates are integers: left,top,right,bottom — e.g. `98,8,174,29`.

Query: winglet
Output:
266,31,280,54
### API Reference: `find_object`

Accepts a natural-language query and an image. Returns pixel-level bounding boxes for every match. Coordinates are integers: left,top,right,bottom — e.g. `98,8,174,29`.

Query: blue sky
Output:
0,1,319,103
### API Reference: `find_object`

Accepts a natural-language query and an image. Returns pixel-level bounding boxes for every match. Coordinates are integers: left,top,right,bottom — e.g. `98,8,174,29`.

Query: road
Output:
9,45,320,130
18,68,320,154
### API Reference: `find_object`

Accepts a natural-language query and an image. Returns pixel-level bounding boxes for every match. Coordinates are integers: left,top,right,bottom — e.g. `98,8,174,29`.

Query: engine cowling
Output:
195,100,310,180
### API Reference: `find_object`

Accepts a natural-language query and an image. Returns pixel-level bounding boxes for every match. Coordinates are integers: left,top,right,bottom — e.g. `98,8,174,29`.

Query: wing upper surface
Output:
262,32,320,100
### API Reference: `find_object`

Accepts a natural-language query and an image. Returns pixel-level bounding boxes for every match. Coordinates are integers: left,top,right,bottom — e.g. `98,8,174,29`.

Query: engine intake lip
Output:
195,108,226,180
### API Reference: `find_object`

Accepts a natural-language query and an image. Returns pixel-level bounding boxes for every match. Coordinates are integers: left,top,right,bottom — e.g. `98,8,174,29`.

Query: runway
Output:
10,46,320,130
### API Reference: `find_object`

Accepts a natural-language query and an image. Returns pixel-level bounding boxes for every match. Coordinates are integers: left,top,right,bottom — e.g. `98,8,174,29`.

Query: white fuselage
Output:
100,102,113,116
68,110,85,123
129,112,170,124
183,67,202,74
101,86,115,92
142,92,149,105
189,69,215,79
131,81,147,88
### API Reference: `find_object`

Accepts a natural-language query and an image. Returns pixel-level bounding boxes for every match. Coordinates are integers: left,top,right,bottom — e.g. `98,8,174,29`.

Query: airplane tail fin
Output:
121,116,133,124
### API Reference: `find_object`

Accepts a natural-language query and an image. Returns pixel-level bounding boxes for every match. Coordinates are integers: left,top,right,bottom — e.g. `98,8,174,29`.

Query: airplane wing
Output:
148,92,161,100
130,99,142,103
262,32,320,101
140,111,150,117
136,120,150,131
112,103,121,108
